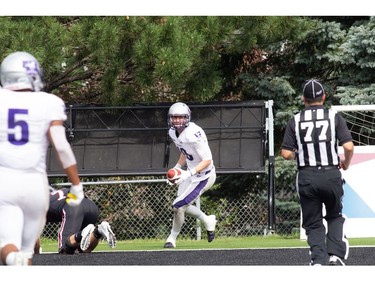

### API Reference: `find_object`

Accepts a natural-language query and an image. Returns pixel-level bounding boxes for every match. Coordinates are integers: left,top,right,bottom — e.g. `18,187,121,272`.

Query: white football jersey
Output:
0,89,67,173
169,122,214,181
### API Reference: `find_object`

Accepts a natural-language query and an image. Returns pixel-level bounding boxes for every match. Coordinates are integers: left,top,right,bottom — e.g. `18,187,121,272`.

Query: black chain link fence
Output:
42,177,301,241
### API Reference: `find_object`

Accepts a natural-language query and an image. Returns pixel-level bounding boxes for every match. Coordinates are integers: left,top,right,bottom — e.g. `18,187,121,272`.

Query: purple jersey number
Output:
8,108,29,145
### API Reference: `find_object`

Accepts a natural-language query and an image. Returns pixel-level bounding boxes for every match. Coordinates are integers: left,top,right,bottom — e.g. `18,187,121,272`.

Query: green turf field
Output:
40,235,375,253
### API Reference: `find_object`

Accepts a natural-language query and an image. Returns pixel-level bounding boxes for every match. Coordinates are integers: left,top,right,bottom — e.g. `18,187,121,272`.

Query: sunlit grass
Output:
39,235,375,253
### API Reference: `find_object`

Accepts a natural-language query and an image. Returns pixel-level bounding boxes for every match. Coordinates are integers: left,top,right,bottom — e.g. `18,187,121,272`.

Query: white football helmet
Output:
168,102,191,130
0,51,44,92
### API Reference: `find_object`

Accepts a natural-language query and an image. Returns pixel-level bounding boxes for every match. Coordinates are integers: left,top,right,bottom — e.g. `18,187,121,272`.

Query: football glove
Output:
175,170,191,185
66,183,84,206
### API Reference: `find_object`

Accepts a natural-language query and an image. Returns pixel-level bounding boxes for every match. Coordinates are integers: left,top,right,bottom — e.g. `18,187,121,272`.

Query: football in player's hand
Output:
167,168,182,183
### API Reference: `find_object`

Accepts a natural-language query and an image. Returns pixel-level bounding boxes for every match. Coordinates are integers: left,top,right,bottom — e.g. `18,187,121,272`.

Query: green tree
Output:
1,15,373,195
0,16,310,106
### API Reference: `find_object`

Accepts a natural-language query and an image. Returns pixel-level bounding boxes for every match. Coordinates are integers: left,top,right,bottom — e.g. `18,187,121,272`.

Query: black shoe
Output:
207,230,215,242
163,242,175,248
329,255,345,266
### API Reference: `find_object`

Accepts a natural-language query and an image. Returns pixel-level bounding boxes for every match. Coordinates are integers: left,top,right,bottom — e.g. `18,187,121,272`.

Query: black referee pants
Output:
297,166,349,265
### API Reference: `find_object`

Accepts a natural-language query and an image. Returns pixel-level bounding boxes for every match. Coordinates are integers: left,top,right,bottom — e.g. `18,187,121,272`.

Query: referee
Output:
281,79,354,266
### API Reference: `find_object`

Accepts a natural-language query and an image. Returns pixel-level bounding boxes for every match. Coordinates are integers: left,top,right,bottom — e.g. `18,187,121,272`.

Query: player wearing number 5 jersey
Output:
281,79,354,266
0,51,83,265
164,102,217,248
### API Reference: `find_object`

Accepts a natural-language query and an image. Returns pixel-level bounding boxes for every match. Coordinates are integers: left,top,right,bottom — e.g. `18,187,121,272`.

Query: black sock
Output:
93,227,102,239
74,232,82,243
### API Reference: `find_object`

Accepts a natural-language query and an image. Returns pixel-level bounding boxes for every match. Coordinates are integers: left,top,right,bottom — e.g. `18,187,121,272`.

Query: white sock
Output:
186,205,207,222
168,208,185,241
168,230,180,241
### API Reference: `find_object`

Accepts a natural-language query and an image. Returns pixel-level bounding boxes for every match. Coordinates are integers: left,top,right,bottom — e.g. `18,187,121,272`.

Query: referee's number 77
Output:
300,120,329,143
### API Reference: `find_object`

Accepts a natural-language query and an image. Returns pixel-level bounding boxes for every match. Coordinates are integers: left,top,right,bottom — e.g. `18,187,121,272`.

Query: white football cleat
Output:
80,224,95,251
98,221,116,248
163,237,176,248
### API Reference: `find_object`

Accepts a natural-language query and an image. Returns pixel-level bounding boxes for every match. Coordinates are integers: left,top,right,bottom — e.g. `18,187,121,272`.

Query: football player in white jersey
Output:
0,51,84,265
164,102,217,248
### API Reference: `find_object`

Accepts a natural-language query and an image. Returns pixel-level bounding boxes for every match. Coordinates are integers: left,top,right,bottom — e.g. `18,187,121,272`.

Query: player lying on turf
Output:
34,187,116,254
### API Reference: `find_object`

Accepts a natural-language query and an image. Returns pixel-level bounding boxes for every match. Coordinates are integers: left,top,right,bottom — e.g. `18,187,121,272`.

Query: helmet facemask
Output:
168,114,190,130
167,102,191,131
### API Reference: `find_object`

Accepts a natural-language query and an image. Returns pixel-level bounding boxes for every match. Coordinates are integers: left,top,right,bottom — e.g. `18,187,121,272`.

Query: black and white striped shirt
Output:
282,105,353,168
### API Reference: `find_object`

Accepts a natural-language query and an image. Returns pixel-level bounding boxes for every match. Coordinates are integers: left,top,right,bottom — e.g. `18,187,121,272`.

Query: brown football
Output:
167,168,182,183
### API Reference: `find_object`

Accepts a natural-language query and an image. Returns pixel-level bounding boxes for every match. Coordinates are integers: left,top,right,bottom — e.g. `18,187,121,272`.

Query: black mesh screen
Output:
47,101,266,177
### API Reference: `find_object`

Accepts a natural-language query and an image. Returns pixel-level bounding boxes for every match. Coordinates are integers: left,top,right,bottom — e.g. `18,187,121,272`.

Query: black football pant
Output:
297,166,349,265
